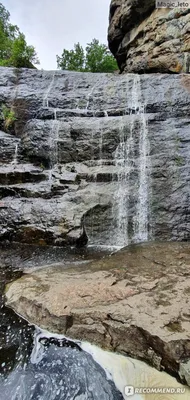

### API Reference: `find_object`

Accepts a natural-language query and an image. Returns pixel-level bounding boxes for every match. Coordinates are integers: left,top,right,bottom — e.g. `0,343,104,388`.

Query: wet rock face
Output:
108,1,190,73
0,67,190,246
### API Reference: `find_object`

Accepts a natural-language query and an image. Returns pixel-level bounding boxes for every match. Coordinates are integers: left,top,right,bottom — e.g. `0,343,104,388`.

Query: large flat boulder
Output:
108,0,190,73
5,242,190,385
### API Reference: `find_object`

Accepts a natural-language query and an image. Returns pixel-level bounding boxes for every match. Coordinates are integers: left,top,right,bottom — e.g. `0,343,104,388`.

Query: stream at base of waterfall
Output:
0,326,189,400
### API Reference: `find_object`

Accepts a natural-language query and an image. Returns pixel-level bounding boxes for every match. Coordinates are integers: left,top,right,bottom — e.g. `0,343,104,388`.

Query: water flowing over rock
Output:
113,75,150,247
0,67,190,246
0,328,123,400
1,326,190,400
108,0,190,73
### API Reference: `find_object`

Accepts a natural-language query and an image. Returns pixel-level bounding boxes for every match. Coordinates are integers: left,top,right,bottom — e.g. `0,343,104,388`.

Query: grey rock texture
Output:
108,0,190,73
5,242,190,386
0,67,190,246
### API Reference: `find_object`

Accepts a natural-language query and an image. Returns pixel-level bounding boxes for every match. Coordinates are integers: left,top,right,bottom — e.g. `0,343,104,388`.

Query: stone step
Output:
35,107,135,120
0,164,47,185
0,131,21,164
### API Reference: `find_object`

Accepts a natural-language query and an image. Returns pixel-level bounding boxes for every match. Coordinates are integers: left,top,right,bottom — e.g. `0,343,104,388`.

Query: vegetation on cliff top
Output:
57,39,118,73
0,2,39,68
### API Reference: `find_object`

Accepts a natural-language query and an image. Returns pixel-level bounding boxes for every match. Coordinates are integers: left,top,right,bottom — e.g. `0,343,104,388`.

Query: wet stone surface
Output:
0,243,124,400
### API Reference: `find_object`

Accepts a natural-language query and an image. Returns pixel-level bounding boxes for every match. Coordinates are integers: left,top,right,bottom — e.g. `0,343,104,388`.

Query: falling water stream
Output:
43,71,56,108
48,118,60,187
11,143,18,165
112,75,150,247
42,72,60,188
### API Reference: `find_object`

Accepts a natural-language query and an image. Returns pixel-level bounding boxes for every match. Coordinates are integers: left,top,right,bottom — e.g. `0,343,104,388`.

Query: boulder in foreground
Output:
5,242,190,385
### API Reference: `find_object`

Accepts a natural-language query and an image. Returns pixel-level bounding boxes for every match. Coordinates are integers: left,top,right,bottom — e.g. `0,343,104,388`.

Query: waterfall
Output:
86,85,95,112
112,75,150,248
48,116,60,188
133,104,150,242
42,73,60,187
112,116,131,248
11,143,18,165
98,122,103,168
43,72,55,108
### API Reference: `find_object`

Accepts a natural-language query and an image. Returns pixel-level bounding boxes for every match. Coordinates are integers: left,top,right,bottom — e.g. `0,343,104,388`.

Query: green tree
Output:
57,39,118,73
57,43,85,71
85,39,118,73
0,2,39,68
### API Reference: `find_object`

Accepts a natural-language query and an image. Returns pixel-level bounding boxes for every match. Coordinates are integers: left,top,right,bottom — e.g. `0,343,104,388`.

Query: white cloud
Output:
3,0,111,70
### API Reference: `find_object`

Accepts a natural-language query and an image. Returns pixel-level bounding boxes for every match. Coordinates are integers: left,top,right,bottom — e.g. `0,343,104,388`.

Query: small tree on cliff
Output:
57,39,118,73
0,3,39,68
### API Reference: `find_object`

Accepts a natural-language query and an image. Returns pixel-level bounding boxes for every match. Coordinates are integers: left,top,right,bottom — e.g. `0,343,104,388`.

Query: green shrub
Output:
1,105,17,130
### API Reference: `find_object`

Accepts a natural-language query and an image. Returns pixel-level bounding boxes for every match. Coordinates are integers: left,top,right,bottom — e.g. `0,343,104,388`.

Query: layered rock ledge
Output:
5,242,190,385
0,68,190,246
108,0,190,73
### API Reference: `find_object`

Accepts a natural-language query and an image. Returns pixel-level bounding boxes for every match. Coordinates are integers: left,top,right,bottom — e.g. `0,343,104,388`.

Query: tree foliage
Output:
57,39,118,73
57,43,85,72
0,2,39,68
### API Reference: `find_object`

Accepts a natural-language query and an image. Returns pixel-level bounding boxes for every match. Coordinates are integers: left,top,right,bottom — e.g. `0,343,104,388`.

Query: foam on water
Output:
0,323,189,400
0,327,123,400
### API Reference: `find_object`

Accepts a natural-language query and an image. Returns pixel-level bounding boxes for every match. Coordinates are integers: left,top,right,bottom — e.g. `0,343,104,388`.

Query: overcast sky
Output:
3,0,111,70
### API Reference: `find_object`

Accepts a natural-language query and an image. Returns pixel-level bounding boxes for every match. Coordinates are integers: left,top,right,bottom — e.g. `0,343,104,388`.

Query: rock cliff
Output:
108,0,190,73
0,67,190,247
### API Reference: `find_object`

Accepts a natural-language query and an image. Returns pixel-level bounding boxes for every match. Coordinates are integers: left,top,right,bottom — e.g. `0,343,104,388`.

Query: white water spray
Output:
43,72,55,108
112,75,150,247
12,143,18,165
48,117,60,188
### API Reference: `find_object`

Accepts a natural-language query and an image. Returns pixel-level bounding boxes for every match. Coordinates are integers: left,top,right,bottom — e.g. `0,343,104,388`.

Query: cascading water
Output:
112,75,150,248
133,104,150,243
11,143,19,165
43,71,56,108
1,326,188,400
48,118,60,188
43,73,60,188
0,327,123,400
86,85,95,113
